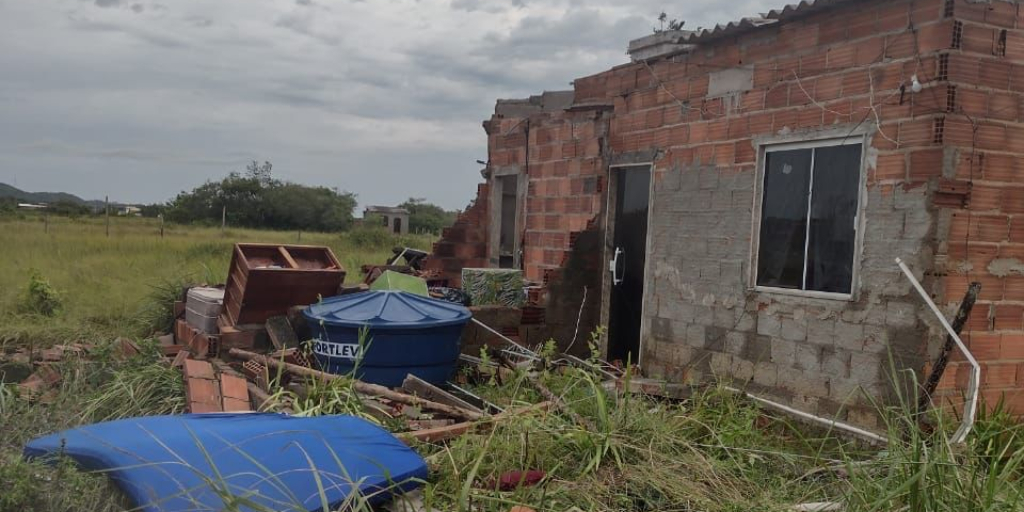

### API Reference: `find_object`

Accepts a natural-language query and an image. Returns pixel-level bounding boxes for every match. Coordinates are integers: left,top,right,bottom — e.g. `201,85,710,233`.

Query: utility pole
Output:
105,196,110,237
221,205,226,233
159,214,165,238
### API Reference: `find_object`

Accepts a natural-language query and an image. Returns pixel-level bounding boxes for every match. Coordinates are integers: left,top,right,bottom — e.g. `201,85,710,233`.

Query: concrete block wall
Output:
931,0,1024,413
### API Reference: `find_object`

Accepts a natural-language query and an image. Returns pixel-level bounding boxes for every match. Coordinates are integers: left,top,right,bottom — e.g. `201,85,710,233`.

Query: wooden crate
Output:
222,244,346,326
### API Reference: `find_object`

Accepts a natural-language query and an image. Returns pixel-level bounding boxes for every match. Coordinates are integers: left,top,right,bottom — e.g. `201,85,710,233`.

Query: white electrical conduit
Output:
470,317,540,361
723,386,889,445
896,257,980,444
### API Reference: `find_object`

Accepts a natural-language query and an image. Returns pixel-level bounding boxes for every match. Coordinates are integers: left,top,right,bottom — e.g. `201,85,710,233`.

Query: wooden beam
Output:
278,246,299,269
228,348,484,421
397,402,552,444
401,374,484,415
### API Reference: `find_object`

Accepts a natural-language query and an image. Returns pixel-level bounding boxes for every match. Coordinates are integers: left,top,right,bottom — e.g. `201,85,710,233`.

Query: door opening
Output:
607,165,651,364
498,174,519,269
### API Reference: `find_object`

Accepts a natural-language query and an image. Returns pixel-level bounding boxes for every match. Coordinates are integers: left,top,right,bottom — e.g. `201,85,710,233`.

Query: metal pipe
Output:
470,317,539,360
896,258,979,444
724,386,889,445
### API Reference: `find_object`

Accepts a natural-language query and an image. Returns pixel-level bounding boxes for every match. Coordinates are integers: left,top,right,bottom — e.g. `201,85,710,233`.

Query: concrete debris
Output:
790,502,844,512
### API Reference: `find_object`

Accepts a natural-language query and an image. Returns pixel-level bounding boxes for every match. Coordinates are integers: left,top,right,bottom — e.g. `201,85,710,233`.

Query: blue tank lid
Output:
304,291,472,330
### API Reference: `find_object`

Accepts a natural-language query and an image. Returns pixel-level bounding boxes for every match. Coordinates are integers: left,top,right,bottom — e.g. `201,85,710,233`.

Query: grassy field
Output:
2,214,1023,512
0,214,436,345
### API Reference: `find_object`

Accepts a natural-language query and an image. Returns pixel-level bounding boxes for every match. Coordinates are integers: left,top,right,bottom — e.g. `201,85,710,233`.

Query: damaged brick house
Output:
424,0,1024,425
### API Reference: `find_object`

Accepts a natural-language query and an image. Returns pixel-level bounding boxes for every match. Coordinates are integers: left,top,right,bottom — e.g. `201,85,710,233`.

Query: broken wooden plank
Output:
229,348,484,421
278,246,300,269
265,316,299,351
246,382,275,412
396,402,552,444
401,374,484,415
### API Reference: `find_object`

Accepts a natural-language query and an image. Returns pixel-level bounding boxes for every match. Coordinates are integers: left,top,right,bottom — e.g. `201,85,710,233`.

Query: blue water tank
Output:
304,291,472,387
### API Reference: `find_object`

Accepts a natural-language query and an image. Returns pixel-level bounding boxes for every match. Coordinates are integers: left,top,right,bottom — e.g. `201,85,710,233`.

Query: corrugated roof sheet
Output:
681,0,856,44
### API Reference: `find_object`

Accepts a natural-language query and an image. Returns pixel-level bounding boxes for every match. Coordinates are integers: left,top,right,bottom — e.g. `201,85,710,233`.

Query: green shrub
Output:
21,269,62,317
343,224,401,252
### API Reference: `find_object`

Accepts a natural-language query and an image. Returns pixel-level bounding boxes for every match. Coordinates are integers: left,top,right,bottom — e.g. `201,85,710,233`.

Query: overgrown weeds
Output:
82,361,186,422
842,369,1024,512
134,275,192,336
411,368,841,512
21,268,62,317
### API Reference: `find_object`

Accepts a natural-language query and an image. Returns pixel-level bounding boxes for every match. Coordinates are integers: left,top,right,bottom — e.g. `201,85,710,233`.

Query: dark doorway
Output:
393,217,402,234
498,174,519,269
607,165,651,364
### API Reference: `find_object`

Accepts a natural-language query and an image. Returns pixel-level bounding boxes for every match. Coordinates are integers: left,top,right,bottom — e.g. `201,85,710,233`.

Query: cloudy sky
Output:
0,0,774,210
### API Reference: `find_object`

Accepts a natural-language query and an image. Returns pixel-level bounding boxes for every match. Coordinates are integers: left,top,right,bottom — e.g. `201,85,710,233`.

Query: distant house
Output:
120,206,142,217
17,203,47,210
363,206,409,235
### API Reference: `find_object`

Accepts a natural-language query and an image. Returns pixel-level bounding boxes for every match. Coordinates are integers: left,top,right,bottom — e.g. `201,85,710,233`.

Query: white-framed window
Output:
754,138,864,298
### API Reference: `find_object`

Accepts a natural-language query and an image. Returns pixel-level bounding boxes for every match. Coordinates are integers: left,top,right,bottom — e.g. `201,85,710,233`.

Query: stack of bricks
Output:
182,359,251,413
175,319,214,359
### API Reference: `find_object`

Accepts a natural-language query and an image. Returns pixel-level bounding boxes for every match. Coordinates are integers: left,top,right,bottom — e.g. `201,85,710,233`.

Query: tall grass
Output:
841,368,1024,512
0,216,435,345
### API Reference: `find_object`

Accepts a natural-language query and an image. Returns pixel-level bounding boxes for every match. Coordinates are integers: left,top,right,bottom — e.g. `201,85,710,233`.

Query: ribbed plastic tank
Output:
303,291,472,387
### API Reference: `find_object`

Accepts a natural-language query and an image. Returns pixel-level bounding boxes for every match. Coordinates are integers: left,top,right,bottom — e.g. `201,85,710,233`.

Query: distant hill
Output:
0,183,111,209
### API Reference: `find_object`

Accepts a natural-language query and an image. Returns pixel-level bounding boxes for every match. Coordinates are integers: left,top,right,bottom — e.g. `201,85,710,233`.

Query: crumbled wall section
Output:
487,103,612,284
931,0,1024,414
422,182,489,287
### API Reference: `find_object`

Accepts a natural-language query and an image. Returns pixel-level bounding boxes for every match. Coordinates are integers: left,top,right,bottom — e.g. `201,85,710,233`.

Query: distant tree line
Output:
0,197,93,217
1,161,461,235
163,161,358,232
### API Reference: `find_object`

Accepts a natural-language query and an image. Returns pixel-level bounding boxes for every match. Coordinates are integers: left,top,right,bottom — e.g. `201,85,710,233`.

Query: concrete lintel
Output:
492,165,522,177
611,149,662,167
751,122,873,147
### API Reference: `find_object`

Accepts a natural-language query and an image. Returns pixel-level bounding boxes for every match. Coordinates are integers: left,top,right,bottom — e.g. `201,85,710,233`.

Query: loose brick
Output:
967,332,1003,360
1001,334,1024,360
994,304,1024,331
183,359,215,381
985,363,1019,388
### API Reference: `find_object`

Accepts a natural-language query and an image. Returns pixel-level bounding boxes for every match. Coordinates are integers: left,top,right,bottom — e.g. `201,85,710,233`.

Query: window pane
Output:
806,144,861,294
757,149,812,289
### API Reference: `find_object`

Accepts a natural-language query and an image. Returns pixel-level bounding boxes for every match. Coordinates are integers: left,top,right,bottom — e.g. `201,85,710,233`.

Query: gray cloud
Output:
1,0,779,209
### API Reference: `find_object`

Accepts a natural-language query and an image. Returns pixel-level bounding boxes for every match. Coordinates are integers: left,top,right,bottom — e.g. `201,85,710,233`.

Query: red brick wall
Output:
932,0,1024,413
487,110,611,283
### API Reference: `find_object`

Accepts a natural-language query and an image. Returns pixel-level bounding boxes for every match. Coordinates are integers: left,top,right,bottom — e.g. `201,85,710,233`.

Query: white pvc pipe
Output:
724,386,889,445
470,317,539,360
896,257,979,444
